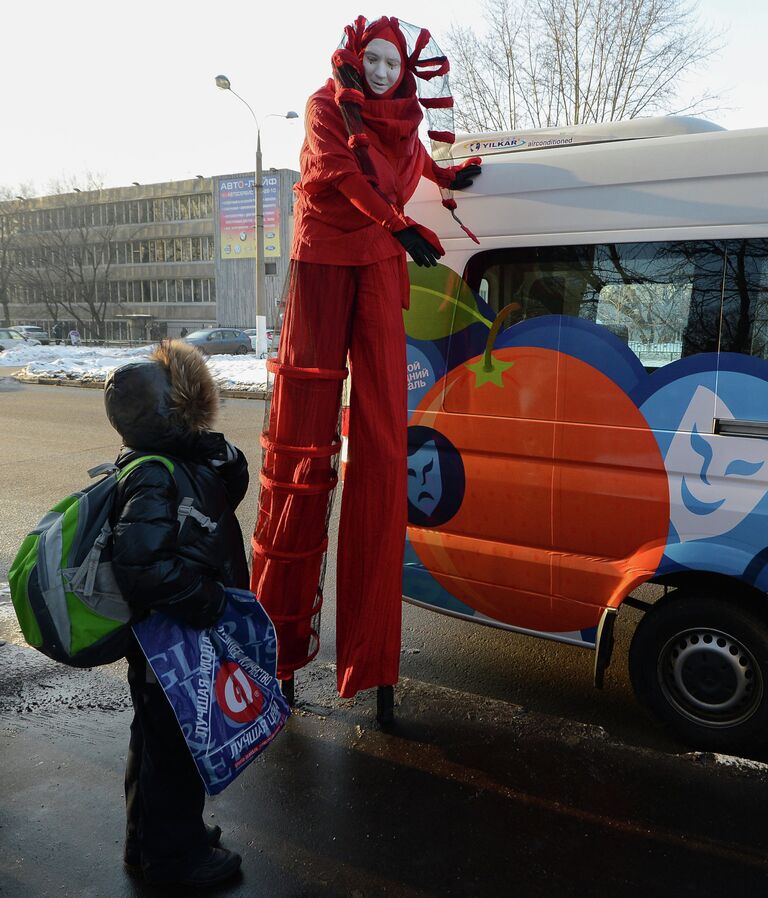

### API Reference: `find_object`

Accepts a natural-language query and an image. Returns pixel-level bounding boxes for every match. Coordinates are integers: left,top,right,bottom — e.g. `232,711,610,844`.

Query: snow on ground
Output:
0,344,269,392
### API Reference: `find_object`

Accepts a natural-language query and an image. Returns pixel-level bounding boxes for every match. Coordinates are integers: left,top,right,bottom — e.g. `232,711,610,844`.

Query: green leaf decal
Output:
404,262,490,341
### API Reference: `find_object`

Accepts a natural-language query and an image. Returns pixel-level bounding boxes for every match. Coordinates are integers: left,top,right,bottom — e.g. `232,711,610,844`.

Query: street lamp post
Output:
215,75,297,350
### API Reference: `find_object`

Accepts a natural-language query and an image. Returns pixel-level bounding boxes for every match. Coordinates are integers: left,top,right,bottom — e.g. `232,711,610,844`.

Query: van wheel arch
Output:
627,587,768,753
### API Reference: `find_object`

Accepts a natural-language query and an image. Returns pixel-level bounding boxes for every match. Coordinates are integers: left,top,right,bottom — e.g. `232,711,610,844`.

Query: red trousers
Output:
251,255,408,698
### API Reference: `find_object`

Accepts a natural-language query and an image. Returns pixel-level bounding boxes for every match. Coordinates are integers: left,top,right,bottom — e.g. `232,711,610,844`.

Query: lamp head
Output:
286,111,299,119
215,75,231,90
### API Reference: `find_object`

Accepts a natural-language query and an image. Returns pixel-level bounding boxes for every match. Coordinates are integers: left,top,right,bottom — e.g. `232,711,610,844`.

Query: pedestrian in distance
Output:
250,13,480,720
104,339,250,888
68,328,81,347
51,321,63,344
179,326,189,338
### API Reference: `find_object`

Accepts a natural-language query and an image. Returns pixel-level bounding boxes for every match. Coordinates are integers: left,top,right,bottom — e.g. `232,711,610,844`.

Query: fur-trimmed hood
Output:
105,340,219,453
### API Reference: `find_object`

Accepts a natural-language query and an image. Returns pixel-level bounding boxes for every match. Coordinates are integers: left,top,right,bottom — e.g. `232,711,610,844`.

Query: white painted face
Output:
362,38,402,95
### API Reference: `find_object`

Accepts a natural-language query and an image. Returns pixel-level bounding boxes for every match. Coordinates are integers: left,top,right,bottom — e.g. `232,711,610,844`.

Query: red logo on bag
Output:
215,662,264,723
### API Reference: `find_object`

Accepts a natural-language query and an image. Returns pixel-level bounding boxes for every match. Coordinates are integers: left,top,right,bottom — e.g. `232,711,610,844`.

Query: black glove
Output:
193,431,238,467
449,164,482,190
172,584,227,630
393,227,443,267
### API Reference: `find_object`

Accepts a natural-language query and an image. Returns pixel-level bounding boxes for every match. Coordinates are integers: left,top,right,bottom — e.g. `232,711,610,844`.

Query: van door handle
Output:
714,418,768,439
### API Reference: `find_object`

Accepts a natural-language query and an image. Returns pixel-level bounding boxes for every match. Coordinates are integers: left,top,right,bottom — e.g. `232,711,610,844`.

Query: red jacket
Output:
291,80,455,266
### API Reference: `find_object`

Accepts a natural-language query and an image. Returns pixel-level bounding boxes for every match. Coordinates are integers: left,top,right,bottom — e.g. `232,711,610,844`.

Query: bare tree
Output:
39,216,120,340
18,175,123,340
0,206,19,328
15,252,66,330
45,172,106,197
0,184,36,326
447,0,722,132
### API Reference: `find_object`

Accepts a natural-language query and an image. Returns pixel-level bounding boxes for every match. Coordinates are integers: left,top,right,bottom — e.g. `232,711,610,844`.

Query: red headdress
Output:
332,15,478,242
333,16,454,146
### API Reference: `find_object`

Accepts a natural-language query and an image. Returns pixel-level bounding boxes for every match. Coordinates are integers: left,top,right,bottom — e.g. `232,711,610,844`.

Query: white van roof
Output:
451,116,725,159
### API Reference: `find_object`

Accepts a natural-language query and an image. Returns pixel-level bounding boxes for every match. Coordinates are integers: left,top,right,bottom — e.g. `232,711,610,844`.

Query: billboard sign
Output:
219,174,281,261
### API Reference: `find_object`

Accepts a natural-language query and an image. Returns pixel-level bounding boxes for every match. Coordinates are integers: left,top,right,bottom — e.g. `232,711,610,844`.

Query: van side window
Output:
463,242,727,370
720,239,768,358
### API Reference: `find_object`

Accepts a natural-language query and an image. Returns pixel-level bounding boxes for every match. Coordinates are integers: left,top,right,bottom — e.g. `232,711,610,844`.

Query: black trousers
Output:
125,639,208,875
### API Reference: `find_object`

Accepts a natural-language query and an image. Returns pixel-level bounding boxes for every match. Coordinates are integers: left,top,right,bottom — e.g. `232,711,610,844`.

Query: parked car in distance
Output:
0,327,40,350
182,328,253,355
244,328,280,355
12,325,50,345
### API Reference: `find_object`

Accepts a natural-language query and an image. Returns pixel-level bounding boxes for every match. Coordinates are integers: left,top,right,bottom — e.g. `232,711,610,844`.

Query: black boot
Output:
376,685,395,725
144,847,242,887
124,823,222,871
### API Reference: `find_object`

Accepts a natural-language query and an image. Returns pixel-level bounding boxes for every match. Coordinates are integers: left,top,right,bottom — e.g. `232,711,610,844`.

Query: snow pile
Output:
3,344,154,384
1,344,269,392
209,355,269,391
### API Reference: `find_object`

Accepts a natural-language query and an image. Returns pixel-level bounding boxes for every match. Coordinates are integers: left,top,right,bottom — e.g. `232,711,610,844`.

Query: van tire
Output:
628,592,768,754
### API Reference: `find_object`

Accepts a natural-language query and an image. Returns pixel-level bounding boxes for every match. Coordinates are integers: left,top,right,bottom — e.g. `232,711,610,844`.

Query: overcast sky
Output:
2,0,765,193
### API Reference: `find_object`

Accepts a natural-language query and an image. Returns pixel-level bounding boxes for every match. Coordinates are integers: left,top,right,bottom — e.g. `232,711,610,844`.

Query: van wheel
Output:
628,592,768,753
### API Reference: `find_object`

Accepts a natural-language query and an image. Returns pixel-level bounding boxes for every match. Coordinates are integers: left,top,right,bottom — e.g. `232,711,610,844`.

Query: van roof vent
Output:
451,115,725,159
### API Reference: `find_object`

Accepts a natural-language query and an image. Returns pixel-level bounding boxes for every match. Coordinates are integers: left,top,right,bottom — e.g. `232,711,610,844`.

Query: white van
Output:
401,116,768,753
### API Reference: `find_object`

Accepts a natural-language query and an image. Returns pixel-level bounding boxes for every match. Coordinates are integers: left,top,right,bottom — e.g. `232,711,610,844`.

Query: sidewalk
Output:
2,637,768,898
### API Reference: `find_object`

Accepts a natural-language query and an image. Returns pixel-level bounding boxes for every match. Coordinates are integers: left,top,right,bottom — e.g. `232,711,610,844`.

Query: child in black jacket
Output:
105,340,249,888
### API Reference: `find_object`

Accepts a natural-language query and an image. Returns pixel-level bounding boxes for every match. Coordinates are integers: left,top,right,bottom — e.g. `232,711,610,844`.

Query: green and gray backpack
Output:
8,454,211,668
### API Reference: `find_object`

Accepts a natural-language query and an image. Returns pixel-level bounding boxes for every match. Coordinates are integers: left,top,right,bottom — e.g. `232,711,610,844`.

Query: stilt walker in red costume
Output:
250,14,481,720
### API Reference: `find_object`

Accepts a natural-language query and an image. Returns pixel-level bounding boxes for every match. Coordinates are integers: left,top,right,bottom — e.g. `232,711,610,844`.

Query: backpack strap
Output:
116,455,175,481
177,498,218,534
69,520,113,597
69,456,178,599
114,454,217,534
88,463,119,479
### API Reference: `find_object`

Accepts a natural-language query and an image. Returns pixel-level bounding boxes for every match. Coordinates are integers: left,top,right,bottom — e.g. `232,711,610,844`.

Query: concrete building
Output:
1,168,299,342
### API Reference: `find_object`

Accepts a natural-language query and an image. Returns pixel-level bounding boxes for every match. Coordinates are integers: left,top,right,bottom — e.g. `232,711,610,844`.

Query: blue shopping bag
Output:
133,588,290,795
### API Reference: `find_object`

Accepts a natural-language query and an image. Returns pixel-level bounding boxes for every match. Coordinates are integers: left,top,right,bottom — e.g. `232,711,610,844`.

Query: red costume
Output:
251,16,479,700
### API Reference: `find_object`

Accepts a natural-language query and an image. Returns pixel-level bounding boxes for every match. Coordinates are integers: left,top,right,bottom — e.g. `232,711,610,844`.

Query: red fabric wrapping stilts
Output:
251,259,408,695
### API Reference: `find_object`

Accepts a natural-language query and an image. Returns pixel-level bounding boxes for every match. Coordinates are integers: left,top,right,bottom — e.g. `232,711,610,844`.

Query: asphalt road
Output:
3,373,768,897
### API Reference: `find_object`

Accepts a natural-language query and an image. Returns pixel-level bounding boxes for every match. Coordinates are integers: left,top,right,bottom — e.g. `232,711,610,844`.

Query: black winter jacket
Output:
105,342,250,629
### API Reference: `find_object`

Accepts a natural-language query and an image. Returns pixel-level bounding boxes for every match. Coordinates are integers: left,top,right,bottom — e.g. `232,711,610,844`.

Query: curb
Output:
13,375,269,400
